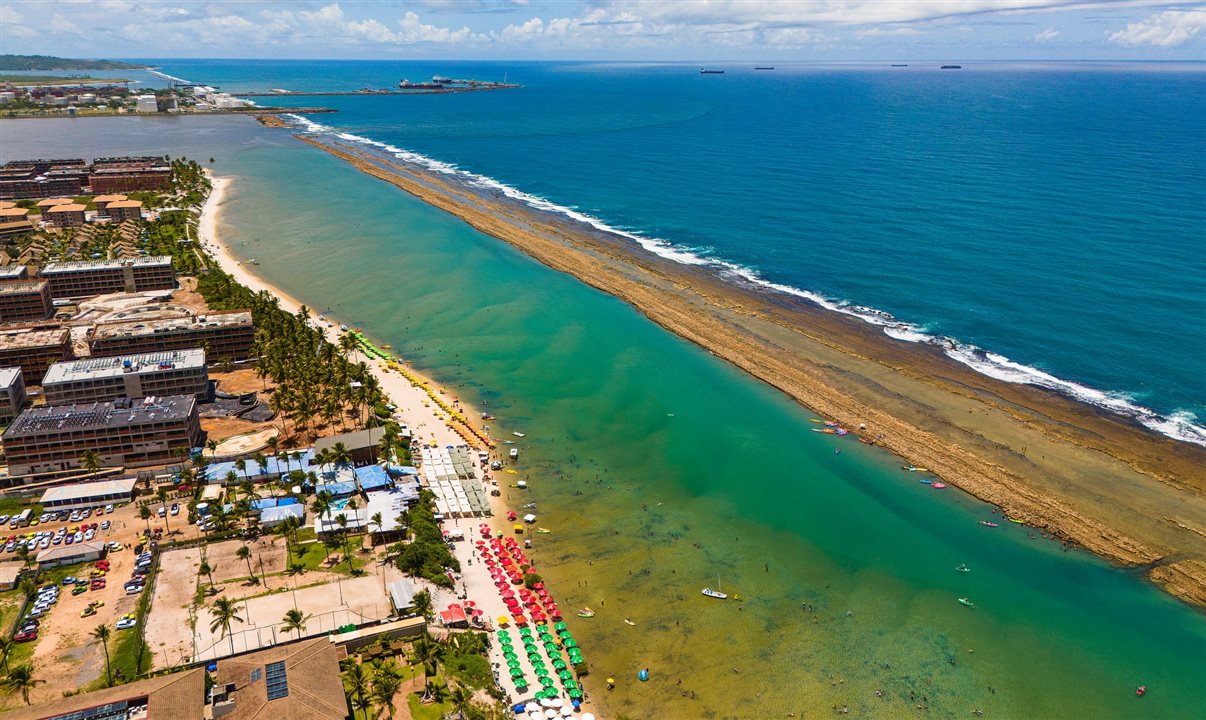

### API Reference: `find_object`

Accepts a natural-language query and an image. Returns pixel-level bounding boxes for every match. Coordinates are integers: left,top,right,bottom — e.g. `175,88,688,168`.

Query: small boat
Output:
941,65,962,70
509,448,519,460
979,521,999,528
919,478,933,485
512,431,525,438
1136,685,1147,697
810,419,825,423
812,428,838,434
902,466,928,472
891,64,909,67
699,68,725,74
536,528,551,534
931,482,947,489
754,66,774,70
956,564,971,573
1008,518,1025,524
833,447,841,455
958,597,975,608
577,608,595,618
624,618,636,626
702,587,728,599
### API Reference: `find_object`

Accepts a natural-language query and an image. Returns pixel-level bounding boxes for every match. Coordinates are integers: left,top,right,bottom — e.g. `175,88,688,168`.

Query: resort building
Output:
105,199,144,222
0,265,28,281
0,207,33,238
88,164,171,194
0,326,72,384
93,193,128,214
314,427,389,466
40,256,176,299
44,202,87,227
0,279,53,323
41,348,209,405
90,309,255,361
39,478,138,510
1,395,202,481
210,638,348,720
135,95,159,113
34,197,72,214
0,366,26,423
2,668,205,720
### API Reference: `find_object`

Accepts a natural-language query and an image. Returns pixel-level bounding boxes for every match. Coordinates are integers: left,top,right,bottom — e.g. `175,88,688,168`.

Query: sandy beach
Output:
294,135,1206,609
198,174,604,714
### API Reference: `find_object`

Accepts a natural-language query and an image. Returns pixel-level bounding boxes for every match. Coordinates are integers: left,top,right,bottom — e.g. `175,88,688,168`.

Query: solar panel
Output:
265,661,289,700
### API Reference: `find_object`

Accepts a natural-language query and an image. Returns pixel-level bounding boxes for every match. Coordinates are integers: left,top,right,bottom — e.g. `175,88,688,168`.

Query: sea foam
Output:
282,114,1206,448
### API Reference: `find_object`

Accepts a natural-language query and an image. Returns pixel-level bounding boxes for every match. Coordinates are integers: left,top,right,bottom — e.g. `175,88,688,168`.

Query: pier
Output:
233,85,519,98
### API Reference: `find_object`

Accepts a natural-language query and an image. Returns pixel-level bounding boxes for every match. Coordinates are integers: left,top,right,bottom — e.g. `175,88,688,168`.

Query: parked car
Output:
115,617,137,630
104,504,114,513
170,504,179,516
101,520,111,530
13,631,36,643
157,507,166,518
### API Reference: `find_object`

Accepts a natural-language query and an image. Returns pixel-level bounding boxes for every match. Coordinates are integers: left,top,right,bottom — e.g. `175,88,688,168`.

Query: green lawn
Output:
287,538,367,575
0,497,38,516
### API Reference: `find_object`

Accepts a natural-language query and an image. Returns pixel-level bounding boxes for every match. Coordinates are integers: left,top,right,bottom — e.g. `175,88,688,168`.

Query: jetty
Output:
235,83,519,98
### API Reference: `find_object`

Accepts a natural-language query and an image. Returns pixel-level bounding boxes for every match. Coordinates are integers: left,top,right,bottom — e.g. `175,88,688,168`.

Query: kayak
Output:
919,478,933,485
956,564,971,573
958,597,975,608
624,619,636,626
931,482,947,489
979,521,999,527
536,528,551,534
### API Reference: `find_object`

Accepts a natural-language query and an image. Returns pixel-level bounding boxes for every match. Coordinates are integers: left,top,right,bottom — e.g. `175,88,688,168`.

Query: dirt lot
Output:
211,366,270,395
146,540,397,669
0,501,155,710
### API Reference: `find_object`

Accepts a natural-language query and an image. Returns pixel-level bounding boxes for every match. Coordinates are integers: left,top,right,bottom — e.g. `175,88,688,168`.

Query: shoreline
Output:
197,174,604,713
294,134,1206,609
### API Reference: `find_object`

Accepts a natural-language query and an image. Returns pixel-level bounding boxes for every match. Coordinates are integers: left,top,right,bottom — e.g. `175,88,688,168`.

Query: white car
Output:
104,505,114,513
157,507,166,518
84,530,95,541
115,617,137,630
101,520,111,530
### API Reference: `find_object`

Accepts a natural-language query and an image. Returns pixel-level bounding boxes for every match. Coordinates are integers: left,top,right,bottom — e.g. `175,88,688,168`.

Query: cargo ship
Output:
399,78,443,89
699,68,725,74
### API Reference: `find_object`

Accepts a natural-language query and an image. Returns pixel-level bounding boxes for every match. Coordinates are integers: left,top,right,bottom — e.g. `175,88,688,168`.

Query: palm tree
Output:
450,683,473,720
410,635,441,697
156,486,171,534
92,624,113,686
209,597,245,656
281,608,309,639
411,589,433,621
342,660,369,713
198,559,218,591
236,545,256,584
2,664,44,705
235,459,248,484
310,489,333,519
330,442,352,468
138,504,152,533
370,669,401,720
0,636,12,674
370,512,384,547
79,449,101,473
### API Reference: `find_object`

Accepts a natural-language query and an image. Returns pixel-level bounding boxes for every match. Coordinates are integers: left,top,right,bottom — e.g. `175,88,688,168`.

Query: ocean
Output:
3,60,1204,718
147,59,1206,446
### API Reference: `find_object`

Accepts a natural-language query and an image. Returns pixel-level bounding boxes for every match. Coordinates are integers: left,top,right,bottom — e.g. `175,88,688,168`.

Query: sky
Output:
2,1,1205,61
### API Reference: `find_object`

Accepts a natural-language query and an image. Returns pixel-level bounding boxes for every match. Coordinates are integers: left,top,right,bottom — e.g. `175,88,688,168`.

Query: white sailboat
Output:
701,572,728,599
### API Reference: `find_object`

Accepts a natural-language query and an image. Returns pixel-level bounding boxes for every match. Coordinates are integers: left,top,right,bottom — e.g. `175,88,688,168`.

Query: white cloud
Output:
0,4,23,23
1033,27,1061,41
857,26,925,38
49,13,84,36
1108,9,1206,46
396,11,479,43
346,18,399,43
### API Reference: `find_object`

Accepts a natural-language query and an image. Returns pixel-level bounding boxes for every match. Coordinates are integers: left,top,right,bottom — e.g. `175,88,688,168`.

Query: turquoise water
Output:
3,99,1204,718
142,58,1206,446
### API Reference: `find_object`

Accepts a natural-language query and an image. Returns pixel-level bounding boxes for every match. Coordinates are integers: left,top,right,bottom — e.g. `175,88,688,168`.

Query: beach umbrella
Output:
552,659,567,670
534,666,549,677
553,622,567,631
558,670,573,681
540,677,556,688
563,639,578,648
510,668,525,678
539,699,554,708
561,707,574,717
568,690,583,700
581,714,595,720
545,710,559,719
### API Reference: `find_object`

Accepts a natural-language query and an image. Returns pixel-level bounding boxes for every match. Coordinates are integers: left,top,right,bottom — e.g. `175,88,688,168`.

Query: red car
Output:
14,631,36,643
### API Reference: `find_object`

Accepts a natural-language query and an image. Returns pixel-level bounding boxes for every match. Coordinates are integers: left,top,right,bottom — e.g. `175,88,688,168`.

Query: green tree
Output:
91,624,113,686
198,559,217,590
411,634,442,697
281,608,309,639
342,661,371,716
0,636,12,674
2,664,44,705
370,665,401,719
235,545,256,584
450,683,473,720
156,486,171,534
79,449,101,473
411,589,433,621
209,597,245,656
138,504,152,533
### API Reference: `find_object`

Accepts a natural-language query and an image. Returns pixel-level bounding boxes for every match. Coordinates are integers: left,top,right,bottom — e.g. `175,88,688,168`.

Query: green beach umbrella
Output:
534,665,549,676
564,638,578,648
510,668,524,678
540,677,556,688
519,627,532,636
568,689,583,700
558,670,573,680
553,622,567,630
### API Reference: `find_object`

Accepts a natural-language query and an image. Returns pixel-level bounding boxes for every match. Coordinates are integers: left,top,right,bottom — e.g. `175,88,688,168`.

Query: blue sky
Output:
2,1,1204,61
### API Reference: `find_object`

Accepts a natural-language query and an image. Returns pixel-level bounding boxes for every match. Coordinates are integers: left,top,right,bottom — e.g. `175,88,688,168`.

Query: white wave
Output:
276,114,1206,448
148,70,191,85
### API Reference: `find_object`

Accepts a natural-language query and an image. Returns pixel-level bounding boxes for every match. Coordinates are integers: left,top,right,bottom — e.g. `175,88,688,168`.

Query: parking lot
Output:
0,498,189,710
